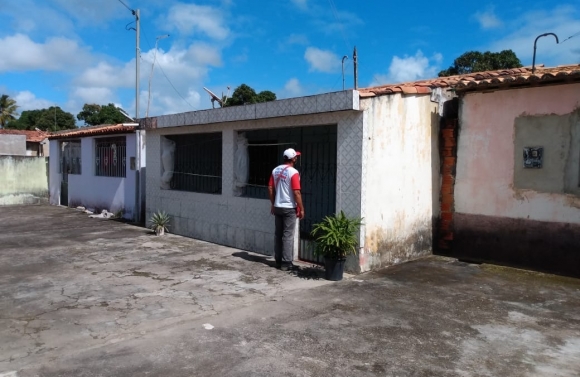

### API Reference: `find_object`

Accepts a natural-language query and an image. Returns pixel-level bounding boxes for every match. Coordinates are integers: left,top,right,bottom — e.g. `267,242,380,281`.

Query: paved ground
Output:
1,205,579,376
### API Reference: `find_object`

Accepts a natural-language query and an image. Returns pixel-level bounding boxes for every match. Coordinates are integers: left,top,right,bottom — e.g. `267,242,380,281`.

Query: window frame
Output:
94,136,127,178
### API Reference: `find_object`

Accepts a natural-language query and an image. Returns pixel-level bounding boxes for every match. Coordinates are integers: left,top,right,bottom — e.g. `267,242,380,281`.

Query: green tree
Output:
438,50,522,77
0,94,19,128
76,103,130,126
225,84,277,106
6,106,76,131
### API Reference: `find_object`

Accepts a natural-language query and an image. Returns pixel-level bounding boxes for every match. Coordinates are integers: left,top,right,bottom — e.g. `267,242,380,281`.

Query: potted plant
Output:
311,211,363,281
149,210,170,236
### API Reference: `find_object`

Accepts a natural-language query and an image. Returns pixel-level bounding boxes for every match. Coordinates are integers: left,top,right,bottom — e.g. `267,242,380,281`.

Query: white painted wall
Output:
48,134,137,219
146,111,364,258
358,94,440,271
0,156,48,205
456,84,580,224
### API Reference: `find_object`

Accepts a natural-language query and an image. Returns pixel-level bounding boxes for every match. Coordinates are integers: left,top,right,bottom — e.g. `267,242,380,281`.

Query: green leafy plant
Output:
149,210,170,235
311,211,363,260
114,209,124,219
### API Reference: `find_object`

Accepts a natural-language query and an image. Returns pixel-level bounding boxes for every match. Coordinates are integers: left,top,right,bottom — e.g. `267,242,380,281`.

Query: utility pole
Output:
135,9,140,120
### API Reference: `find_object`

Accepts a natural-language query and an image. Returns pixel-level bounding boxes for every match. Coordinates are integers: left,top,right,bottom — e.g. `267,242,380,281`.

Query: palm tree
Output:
0,94,19,128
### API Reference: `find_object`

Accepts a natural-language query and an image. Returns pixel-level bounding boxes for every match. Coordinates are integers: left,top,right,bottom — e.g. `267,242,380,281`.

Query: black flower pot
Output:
324,257,346,281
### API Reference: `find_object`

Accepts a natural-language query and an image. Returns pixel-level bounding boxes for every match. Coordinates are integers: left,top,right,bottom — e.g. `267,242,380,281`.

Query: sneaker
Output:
280,263,299,271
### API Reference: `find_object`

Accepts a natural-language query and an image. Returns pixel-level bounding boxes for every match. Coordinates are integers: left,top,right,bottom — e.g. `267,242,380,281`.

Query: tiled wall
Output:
146,110,364,257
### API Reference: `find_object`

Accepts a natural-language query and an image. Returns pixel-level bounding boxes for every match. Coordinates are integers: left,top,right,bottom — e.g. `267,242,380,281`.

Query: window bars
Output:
167,132,223,194
95,137,126,178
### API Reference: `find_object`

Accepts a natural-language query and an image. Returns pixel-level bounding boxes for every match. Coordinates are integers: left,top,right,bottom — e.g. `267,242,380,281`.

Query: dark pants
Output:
274,207,296,266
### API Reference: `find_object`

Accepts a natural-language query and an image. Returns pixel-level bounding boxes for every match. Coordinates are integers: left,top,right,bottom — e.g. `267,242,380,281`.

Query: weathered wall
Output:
48,135,137,219
0,134,26,156
0,156,48,205
358,94,440,272
146,111,364,265
454,83,580,276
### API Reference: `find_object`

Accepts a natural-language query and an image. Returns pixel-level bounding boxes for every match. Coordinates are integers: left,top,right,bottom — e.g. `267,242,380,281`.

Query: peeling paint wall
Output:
456,84,580,223
0,156,48,205
358,94,440,272
454,83,580,276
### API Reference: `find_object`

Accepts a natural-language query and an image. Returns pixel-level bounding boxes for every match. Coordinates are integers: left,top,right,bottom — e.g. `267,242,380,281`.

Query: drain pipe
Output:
532,33,559,74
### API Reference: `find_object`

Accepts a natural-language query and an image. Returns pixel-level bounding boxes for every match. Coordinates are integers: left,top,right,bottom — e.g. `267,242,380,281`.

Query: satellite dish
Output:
203,86,231,108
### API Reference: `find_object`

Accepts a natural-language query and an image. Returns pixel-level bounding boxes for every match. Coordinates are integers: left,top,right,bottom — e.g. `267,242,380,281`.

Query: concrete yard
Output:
1,205,579,376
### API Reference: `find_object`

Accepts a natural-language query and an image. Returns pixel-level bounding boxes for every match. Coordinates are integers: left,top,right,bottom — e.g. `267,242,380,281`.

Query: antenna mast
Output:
353,46,358,90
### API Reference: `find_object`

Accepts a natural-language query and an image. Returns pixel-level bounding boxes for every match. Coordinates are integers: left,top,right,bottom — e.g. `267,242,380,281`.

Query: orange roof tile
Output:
0,129,49,143
359,64,580,97
49,124,138,139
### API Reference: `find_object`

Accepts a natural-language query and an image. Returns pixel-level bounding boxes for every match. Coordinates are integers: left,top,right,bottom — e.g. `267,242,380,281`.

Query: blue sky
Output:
1,0,579,120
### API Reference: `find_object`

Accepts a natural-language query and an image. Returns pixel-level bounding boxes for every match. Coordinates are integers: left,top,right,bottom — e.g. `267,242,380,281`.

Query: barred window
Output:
59,140,81,175
166,132,222,194
95,137,126,177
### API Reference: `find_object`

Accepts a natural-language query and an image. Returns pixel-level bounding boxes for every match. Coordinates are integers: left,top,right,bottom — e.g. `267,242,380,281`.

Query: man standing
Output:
268,148,305,271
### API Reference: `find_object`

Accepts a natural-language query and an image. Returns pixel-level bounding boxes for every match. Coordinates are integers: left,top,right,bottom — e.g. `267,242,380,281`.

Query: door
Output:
297,126,337,263
59,141,81,207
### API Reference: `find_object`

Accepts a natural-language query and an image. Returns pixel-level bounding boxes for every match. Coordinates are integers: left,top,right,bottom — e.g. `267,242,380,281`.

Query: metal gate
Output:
297,126,337,263
239,125,337,263
59,140,81,207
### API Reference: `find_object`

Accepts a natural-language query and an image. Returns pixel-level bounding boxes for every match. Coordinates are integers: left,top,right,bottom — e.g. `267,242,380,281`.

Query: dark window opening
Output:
167,132,222,194
95,137,126,177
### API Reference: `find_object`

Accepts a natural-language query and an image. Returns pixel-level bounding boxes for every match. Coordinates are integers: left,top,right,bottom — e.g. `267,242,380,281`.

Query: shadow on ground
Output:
232,251,325,280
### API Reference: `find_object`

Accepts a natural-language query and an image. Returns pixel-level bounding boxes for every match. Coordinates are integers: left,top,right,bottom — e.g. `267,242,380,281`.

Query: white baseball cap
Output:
283,148,301,159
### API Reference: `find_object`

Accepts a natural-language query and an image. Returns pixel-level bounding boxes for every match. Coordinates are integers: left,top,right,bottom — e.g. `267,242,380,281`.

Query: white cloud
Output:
72,87,115,105
77,61,135,89
146,89,202,117
486,6,580,65
286,34,309,45
304,47,341,73
13,91,54,111
371,50,441,86
291,0,308,10
313,10,364,35
284,78,303,97
474,8,502,29
165,4,230,40
0,34,90,72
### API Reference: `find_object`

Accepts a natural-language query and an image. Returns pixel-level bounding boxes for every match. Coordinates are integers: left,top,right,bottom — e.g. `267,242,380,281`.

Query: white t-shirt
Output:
269,164,301,208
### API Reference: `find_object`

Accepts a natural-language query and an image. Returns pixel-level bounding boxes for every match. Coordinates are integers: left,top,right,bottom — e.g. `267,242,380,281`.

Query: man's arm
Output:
293,190,305,219
268,185,275,214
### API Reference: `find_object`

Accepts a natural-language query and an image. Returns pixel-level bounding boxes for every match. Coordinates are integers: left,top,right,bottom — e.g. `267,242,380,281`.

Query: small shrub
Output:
149,210,170,235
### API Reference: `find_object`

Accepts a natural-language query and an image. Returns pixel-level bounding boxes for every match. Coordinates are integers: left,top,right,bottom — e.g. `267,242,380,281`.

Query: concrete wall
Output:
0,156,48,205
0,134,26,156
49,135,138,219
146,111,364,262
454,83,580,276
358,94,440,272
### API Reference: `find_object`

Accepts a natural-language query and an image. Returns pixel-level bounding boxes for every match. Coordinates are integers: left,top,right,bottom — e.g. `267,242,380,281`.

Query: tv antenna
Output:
203,86,230,108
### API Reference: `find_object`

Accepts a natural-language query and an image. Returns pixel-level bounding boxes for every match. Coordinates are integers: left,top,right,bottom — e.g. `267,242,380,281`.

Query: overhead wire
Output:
327,0,355,91
560,30,580,44
141,30,195,110
117,0,133,12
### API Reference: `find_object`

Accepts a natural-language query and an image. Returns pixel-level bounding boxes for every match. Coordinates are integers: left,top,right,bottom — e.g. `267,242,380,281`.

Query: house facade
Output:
144,89,442,272
48,124,145,221
436,65,580,277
